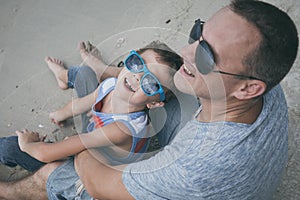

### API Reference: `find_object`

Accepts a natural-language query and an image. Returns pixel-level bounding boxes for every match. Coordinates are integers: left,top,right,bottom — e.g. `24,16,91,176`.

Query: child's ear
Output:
146,101,165,109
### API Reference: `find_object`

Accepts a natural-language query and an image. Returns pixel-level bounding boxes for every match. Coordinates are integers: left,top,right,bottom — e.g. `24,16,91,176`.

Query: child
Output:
15,41,183,166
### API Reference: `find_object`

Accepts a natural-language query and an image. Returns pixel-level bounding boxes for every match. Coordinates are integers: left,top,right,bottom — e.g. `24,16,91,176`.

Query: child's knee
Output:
78,66,96,79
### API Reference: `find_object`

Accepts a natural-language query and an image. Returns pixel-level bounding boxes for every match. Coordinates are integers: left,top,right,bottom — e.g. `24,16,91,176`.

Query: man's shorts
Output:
46,158,93,200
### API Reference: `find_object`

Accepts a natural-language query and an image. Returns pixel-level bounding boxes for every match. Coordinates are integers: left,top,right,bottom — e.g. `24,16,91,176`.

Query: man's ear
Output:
233,80,266,100
146,101,165,109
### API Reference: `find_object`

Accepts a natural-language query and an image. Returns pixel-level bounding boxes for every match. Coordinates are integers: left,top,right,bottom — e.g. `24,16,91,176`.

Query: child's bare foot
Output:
45,57,68,90
79,41,106,74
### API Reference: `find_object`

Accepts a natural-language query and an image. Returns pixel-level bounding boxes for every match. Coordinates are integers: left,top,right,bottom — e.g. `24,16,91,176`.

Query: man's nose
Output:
180,42,197,63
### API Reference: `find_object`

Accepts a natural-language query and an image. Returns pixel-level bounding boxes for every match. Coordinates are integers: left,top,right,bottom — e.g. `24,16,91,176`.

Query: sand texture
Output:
0,0,299,199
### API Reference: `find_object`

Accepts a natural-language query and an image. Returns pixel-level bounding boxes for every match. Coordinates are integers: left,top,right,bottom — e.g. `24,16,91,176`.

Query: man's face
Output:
174,7,261,101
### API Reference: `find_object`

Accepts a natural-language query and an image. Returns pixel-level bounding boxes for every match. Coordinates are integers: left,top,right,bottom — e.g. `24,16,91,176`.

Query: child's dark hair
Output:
136,41,183,102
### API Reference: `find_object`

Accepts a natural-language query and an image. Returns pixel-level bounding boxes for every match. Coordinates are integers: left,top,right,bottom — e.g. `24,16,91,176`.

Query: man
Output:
0,0,298,199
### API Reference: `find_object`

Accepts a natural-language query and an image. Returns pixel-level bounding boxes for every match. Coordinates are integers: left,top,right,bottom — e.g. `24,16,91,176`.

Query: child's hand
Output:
16,129,45,151
49,111,64,127
87,110,94,123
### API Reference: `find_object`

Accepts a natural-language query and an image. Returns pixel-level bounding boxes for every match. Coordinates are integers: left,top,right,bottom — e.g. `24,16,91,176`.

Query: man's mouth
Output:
183,64,195,77
124,78,136,92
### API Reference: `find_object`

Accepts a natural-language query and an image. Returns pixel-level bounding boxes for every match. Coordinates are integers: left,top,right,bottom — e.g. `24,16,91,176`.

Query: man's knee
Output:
34,162,63,183
0,136,19,166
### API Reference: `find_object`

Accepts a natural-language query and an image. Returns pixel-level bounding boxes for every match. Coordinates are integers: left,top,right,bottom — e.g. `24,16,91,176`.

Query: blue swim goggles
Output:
124,50,165,102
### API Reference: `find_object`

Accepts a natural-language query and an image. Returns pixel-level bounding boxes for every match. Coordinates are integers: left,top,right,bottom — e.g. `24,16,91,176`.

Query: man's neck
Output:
196,96,263,124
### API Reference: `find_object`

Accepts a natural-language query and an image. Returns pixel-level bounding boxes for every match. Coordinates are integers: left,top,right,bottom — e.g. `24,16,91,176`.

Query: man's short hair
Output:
230,0,298,92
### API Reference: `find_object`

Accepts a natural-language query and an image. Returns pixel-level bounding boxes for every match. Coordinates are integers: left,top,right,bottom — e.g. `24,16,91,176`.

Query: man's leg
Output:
46,158,93,200
0,136,45,172
0,162,62,200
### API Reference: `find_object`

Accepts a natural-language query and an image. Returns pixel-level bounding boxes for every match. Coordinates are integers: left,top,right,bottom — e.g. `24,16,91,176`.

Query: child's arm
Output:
16,122,132,163
50,85,100,125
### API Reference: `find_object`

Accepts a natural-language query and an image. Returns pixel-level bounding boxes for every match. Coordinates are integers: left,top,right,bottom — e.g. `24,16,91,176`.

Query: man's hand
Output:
16,129,45,152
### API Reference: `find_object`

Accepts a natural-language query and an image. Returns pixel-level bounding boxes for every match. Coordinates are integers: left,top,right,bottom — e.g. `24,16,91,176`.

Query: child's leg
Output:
0,136,45,172
46,58,98,128
46,53,98,132
45,57,68,90
78,41,105,77
50,65,98,132
73,66,98,132
45,56,84,90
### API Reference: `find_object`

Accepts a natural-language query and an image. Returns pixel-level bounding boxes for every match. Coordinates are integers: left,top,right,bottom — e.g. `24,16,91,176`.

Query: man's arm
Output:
74,149,134,200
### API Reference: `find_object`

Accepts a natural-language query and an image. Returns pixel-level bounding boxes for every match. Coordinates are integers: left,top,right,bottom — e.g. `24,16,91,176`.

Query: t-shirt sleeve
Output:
122,148,187,200
122,122,197,200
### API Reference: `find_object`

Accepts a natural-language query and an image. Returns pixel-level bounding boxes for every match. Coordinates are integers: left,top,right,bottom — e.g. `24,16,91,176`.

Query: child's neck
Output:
101,91,146,114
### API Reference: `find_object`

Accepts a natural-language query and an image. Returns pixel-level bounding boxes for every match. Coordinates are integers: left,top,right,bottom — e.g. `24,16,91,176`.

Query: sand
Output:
0,0,299,199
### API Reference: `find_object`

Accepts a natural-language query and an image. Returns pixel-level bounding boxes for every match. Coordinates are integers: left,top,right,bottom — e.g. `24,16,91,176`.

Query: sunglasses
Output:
124,50,165,102
189,19,264,81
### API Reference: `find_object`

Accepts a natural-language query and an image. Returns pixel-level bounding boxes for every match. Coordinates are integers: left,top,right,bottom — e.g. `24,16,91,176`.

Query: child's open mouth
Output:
124,78,136,92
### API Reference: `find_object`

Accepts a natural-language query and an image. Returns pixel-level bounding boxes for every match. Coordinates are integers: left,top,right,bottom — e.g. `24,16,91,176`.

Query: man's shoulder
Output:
259,84,288,123
263,84,286,107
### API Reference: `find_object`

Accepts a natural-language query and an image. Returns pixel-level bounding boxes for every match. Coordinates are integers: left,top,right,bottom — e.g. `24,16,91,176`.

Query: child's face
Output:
116,50,172,107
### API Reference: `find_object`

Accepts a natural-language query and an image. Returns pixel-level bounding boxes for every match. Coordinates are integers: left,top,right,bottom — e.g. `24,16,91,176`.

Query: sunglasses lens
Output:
125,54,144,72
195,41,215,74
141,74,160,95
188,20,201,44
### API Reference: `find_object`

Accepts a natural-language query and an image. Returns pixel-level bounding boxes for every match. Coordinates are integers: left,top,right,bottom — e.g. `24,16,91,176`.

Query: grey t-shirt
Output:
122,85,288,200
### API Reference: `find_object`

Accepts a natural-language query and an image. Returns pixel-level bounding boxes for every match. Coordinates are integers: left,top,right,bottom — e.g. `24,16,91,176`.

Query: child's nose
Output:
133,73,141,82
